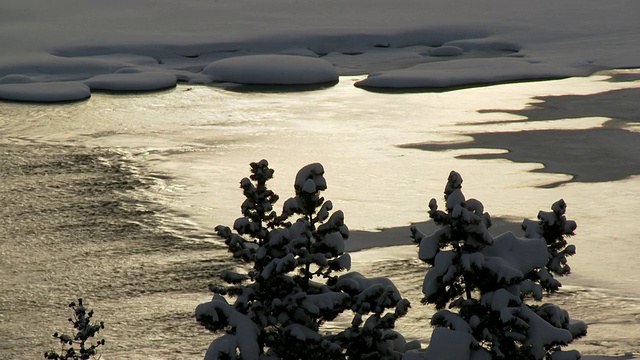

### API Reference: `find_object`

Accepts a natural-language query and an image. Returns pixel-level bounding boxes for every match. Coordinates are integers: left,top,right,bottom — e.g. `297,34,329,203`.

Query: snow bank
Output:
84,71,177,92
202,55,338,85
423,327,476,360
429,46,464,57
355,57,591,89
1,0,640,101
0,82,90,102
482,231,548,282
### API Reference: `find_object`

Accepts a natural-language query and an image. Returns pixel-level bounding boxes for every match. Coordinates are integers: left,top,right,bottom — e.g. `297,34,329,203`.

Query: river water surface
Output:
1,74,639,358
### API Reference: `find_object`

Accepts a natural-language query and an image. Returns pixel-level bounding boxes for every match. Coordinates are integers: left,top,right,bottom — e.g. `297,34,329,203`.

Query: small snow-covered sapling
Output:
44,298,105,360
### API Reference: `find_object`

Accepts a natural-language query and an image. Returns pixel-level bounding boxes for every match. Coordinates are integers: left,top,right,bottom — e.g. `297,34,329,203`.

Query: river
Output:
1,73,639,358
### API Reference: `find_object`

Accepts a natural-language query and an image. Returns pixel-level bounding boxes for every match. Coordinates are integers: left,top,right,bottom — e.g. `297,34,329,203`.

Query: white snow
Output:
305,292,349,313
480,288,519,313
84,71,177,91
429,46,464,57
521,305,574,360
482,231,549,282
316,201,333,224
302,178,318,194
202,55,338,85
0,81,90,102
203,334,238,360
355,58,588,89
334,253,352,271
283,323,321,341
417,228,446,262
423,327,474,360
196,297,261,360
446,191,466,212
422,251,457,298
260,252,296,279
431,311,473,334
322,231,345,254
2,0,640,101
294,163,326,192
336,272,401,299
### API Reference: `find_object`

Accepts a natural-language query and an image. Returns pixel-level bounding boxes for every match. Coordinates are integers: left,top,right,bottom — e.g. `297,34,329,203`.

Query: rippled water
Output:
1,73,639,358
0,144,231,359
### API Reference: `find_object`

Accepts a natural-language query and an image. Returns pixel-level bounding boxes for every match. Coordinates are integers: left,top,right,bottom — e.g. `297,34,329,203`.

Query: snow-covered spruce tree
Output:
521,200,587,359
409,171,585,360
196,160,409,360
333,272,413,360
522,199,577,293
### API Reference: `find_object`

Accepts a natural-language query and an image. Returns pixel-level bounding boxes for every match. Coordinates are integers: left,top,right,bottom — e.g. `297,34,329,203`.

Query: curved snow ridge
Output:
0,71,178,102
84,71,177,92
0,54,338,101
202,55,339,85
0,54,179,102
355,57,598,89
0,82,91,102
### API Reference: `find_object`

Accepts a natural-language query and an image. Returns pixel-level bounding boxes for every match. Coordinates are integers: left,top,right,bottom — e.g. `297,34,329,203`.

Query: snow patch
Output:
0,81,91,102
84,71,177,91
424,327,474,360
355,58,590,89
482,231,548,278
202,55,338,85
429,46,464,57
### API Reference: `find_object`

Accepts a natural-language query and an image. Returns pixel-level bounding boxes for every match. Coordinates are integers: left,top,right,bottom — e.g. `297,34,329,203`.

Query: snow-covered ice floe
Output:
354,58,588,89
1,0,640,101
0,81,91,102
202,55,338,85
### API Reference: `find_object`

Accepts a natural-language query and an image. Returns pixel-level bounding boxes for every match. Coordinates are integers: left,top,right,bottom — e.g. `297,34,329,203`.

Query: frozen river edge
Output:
0,142,227,359
0,141,635,359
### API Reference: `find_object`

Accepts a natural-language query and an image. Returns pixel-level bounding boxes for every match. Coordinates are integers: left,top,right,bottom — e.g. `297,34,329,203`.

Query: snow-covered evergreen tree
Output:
196,160,409,360
409,171,586,360
333,272,413,360
521,200,587,359
522,199,578,293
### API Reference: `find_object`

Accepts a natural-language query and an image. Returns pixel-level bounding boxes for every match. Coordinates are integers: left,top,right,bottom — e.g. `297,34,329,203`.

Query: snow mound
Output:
424,327,475,360
482,231,548,281
202,55,339,85
429,46,464,57
294,162,327,192
355,58,591,89
0,81,91,102
84,71,177,91
0,74,36,84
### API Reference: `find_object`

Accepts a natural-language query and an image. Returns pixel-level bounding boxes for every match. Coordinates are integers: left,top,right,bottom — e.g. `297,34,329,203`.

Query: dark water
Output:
0,143,229,359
